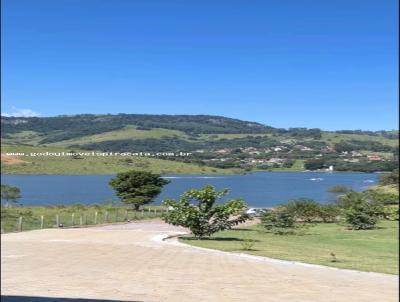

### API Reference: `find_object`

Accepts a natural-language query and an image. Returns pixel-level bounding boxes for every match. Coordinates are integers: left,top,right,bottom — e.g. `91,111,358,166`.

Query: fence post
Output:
94,211,98,224
71,213,75,226
141,209,144,218
124,210,128,221
84,214,88,225
40,215,44,229
80,216,83,226
105,211,108,223
115,210,118,222
17,216,23,232
56,214,60,227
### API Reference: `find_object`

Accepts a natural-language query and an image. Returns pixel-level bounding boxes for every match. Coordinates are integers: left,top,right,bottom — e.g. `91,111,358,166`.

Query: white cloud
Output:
1,108,40,117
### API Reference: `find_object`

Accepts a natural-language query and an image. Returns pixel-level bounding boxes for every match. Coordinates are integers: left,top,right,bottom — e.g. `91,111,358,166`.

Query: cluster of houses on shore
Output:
194,144,390,168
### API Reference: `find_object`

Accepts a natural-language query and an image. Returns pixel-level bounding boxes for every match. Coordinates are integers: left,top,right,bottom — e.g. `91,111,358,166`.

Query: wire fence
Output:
1,207,167,233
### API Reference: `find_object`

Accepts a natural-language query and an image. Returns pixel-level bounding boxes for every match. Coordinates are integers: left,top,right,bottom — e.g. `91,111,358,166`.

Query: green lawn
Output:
1,143,238,175
180,221,399,274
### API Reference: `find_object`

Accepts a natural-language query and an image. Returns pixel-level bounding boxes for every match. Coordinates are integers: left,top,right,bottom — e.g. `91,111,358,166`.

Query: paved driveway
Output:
1,220,398,302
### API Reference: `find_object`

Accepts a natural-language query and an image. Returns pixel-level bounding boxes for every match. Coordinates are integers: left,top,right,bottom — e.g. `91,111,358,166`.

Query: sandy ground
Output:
0,153,29,165
1,220,398,302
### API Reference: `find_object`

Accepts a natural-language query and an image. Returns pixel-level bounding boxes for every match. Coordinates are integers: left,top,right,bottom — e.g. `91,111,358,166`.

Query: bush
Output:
339,192,384,230
318,204,341,223
364,189,399,205
383,207,399,221
260,208,306,235
286,198,321,223
379,169,399,186
327,185,351,193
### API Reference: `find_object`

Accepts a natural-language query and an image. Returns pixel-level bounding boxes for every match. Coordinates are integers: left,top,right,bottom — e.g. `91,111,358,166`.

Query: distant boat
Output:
363,179,375,183
309,178,324,181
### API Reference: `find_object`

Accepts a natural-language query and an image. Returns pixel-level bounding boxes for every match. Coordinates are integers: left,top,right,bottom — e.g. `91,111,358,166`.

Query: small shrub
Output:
327,185,351,193
330,252,338,263
240,236,256,251
261,208,298,235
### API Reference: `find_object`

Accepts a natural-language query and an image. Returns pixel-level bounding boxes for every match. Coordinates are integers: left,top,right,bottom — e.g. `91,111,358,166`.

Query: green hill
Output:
1,114,398,174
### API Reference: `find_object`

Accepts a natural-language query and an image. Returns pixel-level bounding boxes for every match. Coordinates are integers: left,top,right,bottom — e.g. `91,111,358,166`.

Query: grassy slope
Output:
47,126,191,147
4,128,397,147
321,132,399,147
181,221,399,274
1,144,238,175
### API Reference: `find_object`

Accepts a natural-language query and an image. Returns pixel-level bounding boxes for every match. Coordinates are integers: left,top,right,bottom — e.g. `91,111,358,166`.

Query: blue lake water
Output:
1,172,378,207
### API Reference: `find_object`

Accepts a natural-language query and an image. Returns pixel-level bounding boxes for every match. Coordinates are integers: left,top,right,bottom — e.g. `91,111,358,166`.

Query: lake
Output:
0,172,378,207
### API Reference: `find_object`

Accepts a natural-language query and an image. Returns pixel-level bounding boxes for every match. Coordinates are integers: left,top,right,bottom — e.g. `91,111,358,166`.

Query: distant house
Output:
268,158,284,163
243,147,258,152
215,149,231,154
351,151,363,157
367,155,383,161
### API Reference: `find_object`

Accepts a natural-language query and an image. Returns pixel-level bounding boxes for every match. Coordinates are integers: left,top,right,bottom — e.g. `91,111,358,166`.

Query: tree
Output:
304,159,325,170
261,208,297,235
1,185,21,207
285,198,321,223
338,192,384,230
109,171,169,210
162,185,249,238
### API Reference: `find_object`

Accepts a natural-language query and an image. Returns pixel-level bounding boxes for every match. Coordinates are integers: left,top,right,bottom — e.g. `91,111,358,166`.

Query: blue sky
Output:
1,0,398,130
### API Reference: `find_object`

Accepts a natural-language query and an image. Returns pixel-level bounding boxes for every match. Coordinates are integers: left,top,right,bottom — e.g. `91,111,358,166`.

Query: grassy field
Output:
321,132,399,147
1,144,238,175
181,221,399,274
1,204,165,233
270,159,305,171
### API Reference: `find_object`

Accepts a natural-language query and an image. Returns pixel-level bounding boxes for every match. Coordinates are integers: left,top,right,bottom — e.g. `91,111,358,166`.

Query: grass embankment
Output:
181,221,399,274
1,144,239,175
1,204,165,233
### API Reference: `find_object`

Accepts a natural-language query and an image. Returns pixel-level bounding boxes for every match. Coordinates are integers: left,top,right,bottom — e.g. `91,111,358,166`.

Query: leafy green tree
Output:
162,185,249,238
1,185,21,207
338,192,384,230
109,171,169,210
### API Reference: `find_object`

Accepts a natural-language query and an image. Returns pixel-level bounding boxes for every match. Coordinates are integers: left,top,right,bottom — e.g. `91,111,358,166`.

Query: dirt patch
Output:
1,154,29,165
